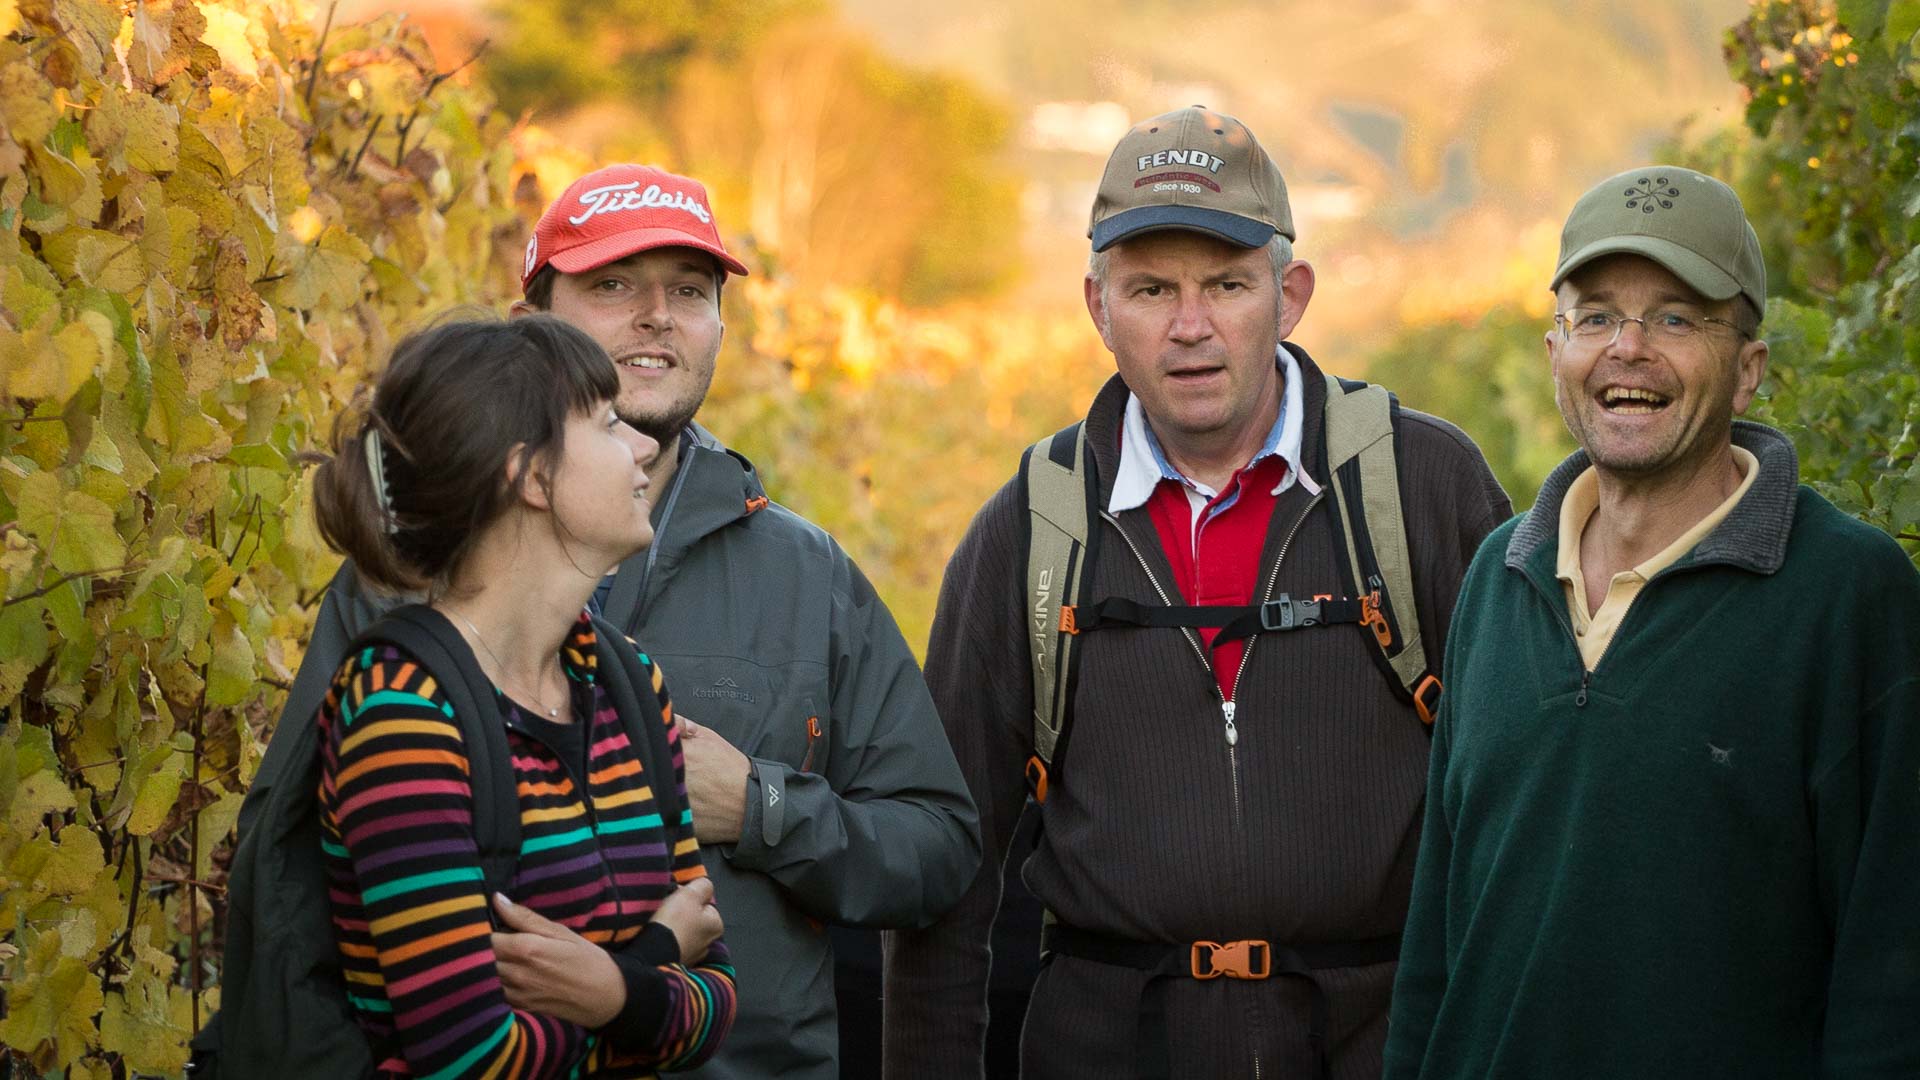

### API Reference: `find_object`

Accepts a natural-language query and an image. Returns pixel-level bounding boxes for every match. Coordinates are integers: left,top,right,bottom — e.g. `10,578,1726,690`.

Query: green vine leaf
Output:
0,929,105,1069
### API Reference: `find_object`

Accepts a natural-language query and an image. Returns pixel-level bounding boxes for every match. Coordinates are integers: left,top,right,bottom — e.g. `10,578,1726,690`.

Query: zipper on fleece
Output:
1220,492,1322,823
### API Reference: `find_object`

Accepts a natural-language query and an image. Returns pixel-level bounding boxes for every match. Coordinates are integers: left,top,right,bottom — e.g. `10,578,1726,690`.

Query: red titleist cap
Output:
522,164,749,291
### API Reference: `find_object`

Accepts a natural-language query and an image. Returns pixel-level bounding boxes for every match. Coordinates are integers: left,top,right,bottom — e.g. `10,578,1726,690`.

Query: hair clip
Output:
364,427,398,534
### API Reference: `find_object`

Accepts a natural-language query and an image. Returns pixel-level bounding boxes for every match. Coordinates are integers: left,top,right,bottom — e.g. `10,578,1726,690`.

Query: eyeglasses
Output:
1553,307,1745,348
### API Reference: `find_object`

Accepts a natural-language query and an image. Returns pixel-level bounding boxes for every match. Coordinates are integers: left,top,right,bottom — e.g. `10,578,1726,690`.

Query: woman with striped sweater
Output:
309,316,736,1078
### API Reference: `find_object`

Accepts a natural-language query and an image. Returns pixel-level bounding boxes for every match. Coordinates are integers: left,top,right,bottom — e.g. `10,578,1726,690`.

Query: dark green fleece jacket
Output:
1385,421,1920,1079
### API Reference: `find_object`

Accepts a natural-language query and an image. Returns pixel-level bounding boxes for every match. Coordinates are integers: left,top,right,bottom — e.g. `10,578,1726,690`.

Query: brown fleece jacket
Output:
883,346,1512,1080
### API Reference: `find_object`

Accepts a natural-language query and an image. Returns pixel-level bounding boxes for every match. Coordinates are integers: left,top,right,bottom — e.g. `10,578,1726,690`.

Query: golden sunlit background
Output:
2,2,1914,1072
344,0,1774,648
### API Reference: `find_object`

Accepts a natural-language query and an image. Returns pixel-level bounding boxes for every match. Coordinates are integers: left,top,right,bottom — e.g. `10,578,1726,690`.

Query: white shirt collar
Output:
1108,345,1321,515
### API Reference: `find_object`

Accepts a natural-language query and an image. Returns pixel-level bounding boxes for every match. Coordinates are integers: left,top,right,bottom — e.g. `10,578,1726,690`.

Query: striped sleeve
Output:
599,649,738,1071
319,647,592,1080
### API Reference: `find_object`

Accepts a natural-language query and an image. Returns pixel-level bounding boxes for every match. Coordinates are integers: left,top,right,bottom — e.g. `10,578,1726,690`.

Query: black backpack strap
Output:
360,605,522,896
586,615,684,837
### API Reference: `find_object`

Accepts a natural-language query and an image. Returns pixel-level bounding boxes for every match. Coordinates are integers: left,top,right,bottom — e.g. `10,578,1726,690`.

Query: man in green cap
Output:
1383,166,1920,1077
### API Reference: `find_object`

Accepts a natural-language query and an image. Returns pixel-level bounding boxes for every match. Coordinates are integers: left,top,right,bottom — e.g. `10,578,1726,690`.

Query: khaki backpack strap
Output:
1023,422,1093,792
1321,374,1436,716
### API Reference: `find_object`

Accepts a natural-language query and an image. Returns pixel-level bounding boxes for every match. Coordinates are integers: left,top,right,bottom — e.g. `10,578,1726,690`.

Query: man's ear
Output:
1084,275,1115,353
508,299,537,321
1276,259,1315,339
1731,337,1770,416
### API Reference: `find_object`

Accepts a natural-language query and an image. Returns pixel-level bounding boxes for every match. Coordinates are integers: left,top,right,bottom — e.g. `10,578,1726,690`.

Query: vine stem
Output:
187,649,210,1034
145,871,226,894
2,564,135,608
302,1,337,112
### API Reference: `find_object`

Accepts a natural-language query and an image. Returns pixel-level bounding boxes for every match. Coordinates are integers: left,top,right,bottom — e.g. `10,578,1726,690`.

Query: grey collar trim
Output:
687,420,724,452
1505,420,1801,575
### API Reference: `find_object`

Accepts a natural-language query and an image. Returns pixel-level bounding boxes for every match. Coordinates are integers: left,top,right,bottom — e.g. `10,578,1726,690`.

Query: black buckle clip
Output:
1259,593,1322,631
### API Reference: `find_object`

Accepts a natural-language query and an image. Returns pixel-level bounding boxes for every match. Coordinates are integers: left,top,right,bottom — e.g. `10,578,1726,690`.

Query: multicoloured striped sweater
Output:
317,614,736,1078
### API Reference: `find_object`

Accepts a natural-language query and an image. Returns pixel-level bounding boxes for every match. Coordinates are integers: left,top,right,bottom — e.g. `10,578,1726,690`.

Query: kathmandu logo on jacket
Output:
569,181,713,225
694,675,755,703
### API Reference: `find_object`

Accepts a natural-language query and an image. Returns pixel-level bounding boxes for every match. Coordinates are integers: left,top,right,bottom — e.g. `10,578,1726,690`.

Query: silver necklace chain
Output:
441,606,564,719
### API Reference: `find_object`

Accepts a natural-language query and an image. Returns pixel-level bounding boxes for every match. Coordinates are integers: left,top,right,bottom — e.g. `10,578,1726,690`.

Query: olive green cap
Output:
1552,166,1765,318
1088,106,1293,252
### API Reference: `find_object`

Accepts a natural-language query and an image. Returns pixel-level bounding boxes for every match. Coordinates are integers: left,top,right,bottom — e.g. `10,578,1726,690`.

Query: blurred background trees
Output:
1687,0,1920,549
490,0,1022,304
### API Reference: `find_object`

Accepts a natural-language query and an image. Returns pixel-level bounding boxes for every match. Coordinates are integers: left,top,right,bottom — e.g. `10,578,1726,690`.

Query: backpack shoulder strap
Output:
1020,420,1098,800
586,615,685,836
360,605,522,893
1320,374,1442,725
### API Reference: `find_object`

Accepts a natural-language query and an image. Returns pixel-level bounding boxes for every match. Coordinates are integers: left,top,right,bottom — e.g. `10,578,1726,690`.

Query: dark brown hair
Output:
522,265,558,311
312,314,620,594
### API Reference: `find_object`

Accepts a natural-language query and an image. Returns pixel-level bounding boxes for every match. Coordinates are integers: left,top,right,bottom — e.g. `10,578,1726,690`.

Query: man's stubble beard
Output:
615,351,718,446
619,401,699,447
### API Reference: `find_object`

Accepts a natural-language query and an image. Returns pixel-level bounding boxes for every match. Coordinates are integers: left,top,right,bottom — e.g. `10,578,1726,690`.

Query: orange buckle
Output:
1358,591,1392,648
1059,605,1080,635
1190,939,1270,980
807,716,823,739
1025,755,1051,804
1412,674,1442,726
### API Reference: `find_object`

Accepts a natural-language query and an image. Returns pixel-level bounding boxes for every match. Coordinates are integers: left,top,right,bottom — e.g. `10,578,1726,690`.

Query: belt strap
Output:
1043,924,1401,1080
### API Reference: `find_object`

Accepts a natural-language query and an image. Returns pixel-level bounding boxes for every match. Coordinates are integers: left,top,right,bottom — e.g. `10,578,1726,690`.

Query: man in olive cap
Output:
1384,167,1920,1077
886,106,1509,1079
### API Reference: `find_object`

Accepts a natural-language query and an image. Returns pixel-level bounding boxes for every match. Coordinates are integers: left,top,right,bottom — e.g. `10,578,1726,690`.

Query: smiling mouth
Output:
1599,386,1672,415
617,355,673,371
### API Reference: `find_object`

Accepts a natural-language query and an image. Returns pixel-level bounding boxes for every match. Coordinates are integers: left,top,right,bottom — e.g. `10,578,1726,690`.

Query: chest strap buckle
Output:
1258,594,1323,631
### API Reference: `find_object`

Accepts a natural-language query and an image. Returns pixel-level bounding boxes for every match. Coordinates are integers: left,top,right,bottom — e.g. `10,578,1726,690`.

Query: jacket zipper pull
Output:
1221,699,1239,746
801,715,822,773
1576,670,1591,708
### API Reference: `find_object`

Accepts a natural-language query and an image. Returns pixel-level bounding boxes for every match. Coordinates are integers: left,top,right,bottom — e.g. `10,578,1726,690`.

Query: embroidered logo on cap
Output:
569,181,713,226
523,235,538,278
1136,149,1227,174
1624,176,1681,214
1134,148,1227,194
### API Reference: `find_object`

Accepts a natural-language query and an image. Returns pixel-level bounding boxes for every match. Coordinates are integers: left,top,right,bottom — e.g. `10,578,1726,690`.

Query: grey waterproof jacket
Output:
250,423,981,1079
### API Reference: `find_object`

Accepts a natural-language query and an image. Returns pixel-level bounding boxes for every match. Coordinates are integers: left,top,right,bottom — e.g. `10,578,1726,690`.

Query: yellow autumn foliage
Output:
0,0,527,1071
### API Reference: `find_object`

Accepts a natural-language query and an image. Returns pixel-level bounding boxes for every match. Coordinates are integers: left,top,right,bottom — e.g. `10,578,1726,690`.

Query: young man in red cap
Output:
884,107,1509,1079
257,164,980,1080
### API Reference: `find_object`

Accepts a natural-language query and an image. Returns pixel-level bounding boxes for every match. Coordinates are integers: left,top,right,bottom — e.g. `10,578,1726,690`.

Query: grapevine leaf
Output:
100,963,191,1076
28,481,126,577
123,742,185,837
206,614,256,707
0,929,105,1068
